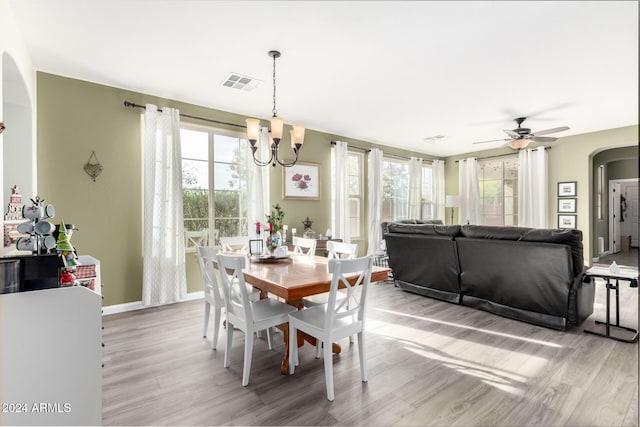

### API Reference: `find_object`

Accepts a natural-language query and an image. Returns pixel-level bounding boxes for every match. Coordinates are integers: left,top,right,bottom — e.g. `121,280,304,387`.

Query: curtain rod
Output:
454,146,551,163
123,101,246,129
330,141,371,153
330,141,435,163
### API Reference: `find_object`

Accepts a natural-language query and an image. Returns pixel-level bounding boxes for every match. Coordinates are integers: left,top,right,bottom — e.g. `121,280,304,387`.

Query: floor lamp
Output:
445,195,460,225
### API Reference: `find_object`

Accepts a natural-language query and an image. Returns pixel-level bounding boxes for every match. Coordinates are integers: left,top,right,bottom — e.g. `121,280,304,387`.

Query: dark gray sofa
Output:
382,222,595,330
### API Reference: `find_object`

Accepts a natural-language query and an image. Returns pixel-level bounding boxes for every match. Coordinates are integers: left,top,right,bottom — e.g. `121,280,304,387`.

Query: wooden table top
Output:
220,254,390,302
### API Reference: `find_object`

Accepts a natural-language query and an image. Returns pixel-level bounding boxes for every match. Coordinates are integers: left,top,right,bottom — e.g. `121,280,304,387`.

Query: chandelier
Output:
245,50,305,167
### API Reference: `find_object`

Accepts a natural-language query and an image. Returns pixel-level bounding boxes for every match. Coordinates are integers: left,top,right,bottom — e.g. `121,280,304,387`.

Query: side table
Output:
583,266,639,343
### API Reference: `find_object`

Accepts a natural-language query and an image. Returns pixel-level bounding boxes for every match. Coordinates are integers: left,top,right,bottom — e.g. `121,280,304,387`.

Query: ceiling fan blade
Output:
532,126,569,136
473,138,509,144
503,129,520,138
530,136,557,143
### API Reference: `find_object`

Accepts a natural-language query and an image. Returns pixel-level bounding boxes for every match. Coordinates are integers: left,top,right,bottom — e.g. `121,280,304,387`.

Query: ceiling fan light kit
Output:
475,116,570,150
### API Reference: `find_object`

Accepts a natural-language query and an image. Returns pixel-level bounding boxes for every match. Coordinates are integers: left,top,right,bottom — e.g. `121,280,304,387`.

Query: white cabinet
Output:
0,262,102,425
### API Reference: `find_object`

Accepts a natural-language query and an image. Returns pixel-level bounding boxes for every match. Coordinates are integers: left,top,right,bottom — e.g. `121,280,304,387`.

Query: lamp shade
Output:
445,195,460,208
291,124,305,146
508,139,530,150
246,118,261,142
270,116,284,140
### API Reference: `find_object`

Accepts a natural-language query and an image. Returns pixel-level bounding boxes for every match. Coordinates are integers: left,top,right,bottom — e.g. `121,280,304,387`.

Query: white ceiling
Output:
9,0,639,157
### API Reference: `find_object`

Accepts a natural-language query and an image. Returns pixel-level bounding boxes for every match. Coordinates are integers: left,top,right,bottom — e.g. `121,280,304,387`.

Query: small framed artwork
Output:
558,214,577,229
283,162,320,200
558,181,577,197
558,198,577,213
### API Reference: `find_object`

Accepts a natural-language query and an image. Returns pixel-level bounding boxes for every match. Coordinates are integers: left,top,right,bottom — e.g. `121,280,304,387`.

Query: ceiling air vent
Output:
423,135,446,144
222,73,262,92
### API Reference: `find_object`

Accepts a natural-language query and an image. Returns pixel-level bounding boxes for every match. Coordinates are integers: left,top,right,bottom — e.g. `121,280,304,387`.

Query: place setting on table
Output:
247,231,292,264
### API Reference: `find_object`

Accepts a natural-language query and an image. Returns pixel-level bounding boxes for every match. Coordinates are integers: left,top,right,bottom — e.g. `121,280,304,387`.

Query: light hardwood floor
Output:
102,277,638,426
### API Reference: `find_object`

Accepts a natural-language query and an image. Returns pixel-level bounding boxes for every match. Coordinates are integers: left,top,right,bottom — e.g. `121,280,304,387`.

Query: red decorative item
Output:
60,269,76,286
269,222,273,233
256,221,261,234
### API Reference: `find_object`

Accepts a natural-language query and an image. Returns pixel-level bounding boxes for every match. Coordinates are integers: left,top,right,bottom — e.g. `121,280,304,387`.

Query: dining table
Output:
216,252,391,374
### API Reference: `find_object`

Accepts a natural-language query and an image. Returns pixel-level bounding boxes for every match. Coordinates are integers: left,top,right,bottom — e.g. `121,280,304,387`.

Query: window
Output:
421,164,434,220
348,153,363,239
181,126,248,250
381,158,409,222
477,157,518,226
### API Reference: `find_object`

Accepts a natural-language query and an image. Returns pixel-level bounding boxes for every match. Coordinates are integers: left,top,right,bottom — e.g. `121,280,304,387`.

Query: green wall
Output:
548,126,638,263
36,72,638,305
608,158,638,180
36,72,433,306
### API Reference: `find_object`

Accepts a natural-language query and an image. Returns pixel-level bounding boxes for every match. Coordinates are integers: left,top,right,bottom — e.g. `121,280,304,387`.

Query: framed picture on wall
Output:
558,198,577,213
557,181,577,197
283,162,321,200
558,214,577,229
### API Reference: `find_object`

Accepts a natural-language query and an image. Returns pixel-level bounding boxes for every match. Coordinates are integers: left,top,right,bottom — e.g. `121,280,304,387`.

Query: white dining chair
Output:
304,244,358,307
288,256,374,401
327,241,359,260
196,246,267,350
217,253,297,386
219,236,249,253
292,236,317,256
303,241,359,356
185,229,209,252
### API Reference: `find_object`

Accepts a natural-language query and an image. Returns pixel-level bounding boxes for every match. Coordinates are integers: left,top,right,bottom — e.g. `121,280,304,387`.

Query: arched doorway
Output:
2,52,34,253
592,145,639,264
2,52,34,201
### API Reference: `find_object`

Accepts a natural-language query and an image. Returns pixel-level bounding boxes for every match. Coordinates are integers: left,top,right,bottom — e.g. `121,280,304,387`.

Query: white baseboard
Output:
102,291,204,316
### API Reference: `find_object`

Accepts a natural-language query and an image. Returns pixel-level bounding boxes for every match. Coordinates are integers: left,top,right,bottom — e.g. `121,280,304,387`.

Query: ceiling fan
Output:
473,117,570,150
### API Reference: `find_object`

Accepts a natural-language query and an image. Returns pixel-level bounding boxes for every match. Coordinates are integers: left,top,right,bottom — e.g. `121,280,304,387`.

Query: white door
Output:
609,182,621,253
621,181,639,247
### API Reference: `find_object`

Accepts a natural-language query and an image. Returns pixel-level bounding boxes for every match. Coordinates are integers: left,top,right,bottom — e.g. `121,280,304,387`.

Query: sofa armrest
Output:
568,268,595,325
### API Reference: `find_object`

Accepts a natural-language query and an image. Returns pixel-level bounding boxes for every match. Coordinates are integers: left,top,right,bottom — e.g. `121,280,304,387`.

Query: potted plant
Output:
266,204,285,234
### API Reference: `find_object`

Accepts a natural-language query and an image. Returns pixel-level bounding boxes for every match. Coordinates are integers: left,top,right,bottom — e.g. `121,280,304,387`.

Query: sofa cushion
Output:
385,233,461,300
395,219,444,225
385,222,461,237
457,238,573,320
460,225,532,240
522,228,584,277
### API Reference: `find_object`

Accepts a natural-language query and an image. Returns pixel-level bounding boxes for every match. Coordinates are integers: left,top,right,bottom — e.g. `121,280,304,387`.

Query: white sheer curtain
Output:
246,127,271,235
367,148,384,255
518,147,548,228
331,141,351,243
458,157,480,225
408,157,423,220
432,160,446,222
142,104,187,307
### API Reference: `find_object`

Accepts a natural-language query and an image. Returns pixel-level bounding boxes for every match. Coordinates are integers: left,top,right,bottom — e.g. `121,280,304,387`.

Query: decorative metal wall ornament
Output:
83,151,103,182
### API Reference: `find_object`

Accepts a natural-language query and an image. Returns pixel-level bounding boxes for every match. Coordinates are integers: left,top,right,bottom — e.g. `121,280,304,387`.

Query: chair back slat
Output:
327,241,358,259
216,254,253,324
325,256,373,329
196,245,223,306
220,236,249,253
293,236,317,256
